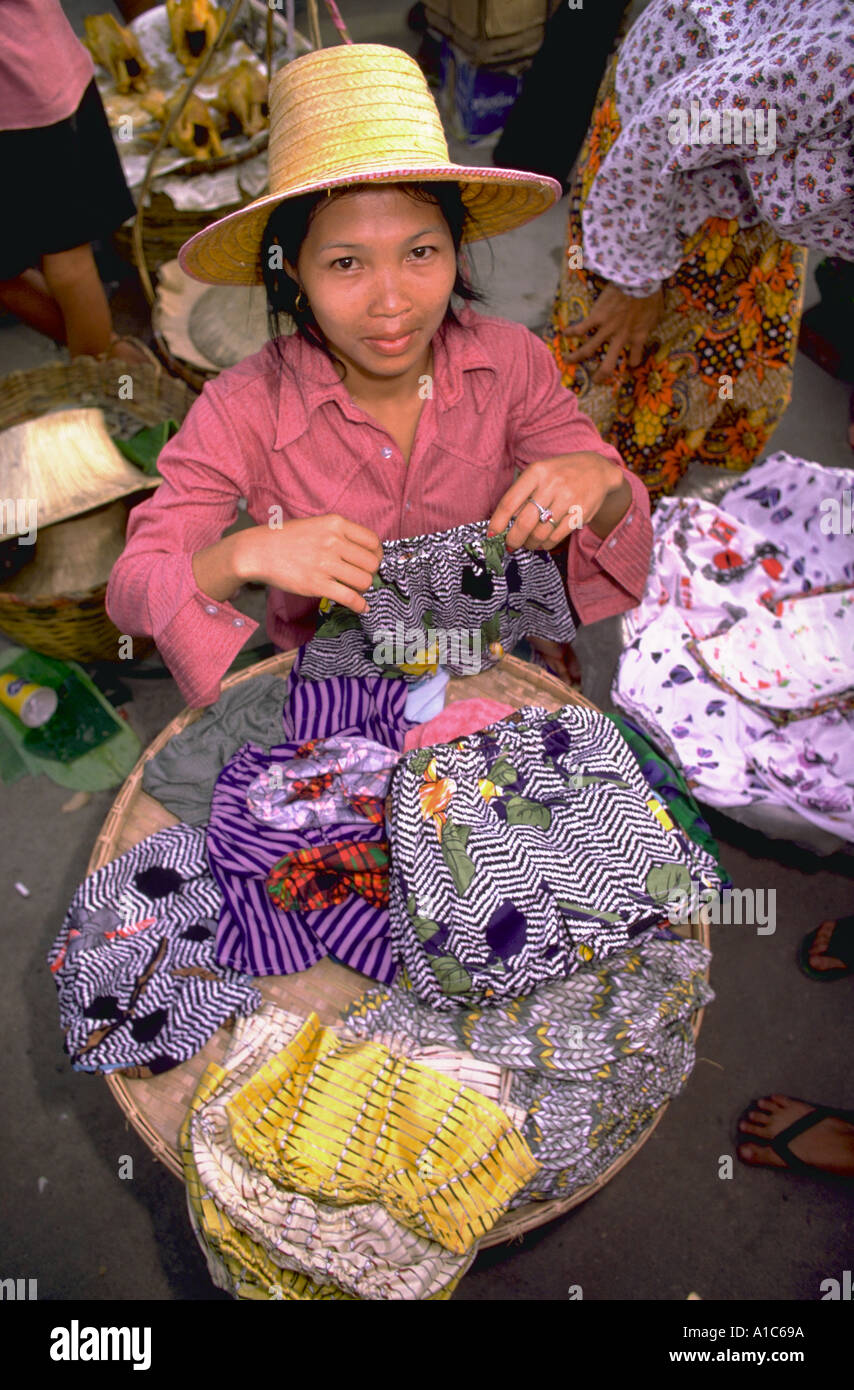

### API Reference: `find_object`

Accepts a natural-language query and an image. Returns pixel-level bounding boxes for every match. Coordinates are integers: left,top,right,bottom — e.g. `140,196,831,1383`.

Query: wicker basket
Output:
88,650,710,1251
0,357,196,661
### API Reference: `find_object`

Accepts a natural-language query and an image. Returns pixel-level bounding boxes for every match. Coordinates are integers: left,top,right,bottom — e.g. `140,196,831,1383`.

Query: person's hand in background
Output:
564,283,664,381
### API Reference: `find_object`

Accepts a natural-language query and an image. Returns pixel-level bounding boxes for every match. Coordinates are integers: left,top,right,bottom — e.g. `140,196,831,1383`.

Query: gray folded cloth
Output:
143,675,287,825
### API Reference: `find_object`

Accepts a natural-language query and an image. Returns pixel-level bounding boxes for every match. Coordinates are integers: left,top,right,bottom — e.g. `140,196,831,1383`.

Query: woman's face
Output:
291,186,458,383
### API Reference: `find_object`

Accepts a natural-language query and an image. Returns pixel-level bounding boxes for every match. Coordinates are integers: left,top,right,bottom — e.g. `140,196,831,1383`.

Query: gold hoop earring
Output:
295,289,305,312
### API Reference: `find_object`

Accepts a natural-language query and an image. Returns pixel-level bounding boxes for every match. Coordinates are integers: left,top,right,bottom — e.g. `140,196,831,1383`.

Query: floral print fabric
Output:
388,703,720,1009
299,520,576,682
613,452,854,843
690,587,854,721
246,736,399,831
585,0,854,296
544,0,854,495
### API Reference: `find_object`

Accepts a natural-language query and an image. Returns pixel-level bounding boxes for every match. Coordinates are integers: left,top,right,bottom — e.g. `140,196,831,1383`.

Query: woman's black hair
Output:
259,181,485,368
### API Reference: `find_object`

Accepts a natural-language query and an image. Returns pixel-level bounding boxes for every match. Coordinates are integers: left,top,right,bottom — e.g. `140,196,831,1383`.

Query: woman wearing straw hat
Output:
107,44,654,708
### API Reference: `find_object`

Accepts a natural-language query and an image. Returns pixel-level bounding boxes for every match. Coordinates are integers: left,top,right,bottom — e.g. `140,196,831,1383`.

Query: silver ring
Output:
531,498,555,524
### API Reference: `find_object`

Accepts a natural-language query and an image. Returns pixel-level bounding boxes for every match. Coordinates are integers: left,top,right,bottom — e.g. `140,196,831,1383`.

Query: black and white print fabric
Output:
299,520,576,682
47,825,261,1075
388,704,720,1008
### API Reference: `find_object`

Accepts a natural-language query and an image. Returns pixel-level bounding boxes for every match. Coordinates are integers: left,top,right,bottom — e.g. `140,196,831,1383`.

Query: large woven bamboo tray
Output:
88,650,710,1249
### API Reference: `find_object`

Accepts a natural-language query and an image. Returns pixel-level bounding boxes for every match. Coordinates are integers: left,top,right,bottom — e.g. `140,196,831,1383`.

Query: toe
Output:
739,1119,766,1136
738,1142,784,1168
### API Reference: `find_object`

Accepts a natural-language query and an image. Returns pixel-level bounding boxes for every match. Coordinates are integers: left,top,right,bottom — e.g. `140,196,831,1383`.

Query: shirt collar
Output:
273,307,498,451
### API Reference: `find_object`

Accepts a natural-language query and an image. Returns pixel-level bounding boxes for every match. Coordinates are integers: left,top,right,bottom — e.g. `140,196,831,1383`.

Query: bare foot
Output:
808,918,850,972
738,1095,854,1176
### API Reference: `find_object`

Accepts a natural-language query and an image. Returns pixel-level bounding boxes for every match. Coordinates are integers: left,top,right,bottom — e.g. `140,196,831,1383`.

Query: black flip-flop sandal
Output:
797,915,854,982
736,1100,854,1176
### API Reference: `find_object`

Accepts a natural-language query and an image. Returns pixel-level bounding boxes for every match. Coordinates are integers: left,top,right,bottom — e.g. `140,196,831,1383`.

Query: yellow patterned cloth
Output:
181,1060,353,1302
225,1012,539,1255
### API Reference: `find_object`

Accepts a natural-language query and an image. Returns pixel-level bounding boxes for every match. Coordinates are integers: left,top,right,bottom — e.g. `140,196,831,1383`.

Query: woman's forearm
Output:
191,529,254,602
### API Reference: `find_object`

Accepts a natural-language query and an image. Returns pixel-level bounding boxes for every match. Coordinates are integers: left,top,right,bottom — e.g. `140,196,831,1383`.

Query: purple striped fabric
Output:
205,661,413,980
283,647,414,745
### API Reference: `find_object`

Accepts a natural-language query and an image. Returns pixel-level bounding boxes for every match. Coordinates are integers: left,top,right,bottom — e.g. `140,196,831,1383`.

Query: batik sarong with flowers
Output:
543,0,854,501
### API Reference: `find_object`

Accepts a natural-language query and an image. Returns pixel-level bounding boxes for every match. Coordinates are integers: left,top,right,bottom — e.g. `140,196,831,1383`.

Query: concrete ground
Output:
1,1,852,1306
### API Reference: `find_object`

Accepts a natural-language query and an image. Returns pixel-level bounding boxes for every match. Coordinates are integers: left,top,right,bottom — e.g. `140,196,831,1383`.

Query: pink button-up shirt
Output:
0,0,94,131
106,311,653,706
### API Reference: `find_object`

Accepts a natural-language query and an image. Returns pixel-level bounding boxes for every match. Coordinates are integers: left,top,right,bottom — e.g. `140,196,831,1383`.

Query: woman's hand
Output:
488,453,631,552
240,515,383,613
565,283,664,381
193,514,383,613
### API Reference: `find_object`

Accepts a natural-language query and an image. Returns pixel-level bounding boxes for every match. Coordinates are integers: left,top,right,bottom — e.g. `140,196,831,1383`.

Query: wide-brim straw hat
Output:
179,44,562,287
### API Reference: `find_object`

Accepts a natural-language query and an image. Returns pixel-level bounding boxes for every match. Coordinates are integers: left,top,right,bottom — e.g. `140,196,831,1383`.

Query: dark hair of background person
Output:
260,181,484,370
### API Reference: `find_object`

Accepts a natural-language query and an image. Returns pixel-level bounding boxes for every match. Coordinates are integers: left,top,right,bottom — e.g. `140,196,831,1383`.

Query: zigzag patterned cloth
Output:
298,519,576,682
343,932,714,1205
388,704,721,1008
47,825,261,1076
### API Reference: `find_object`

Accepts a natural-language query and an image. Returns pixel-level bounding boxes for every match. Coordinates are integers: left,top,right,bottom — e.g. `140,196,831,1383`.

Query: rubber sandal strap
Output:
799,916,854,979
825,916,854,967
769,1106,835,1175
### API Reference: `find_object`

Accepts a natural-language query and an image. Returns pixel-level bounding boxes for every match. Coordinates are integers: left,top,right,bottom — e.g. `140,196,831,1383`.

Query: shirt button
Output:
233,618,245,628
405,502,412,511
626,513,633,525
380,446,393,459
204,604,218,615
608,538,617,548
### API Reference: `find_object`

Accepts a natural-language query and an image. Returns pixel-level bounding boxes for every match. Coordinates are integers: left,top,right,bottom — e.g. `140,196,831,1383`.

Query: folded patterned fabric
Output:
267,841,390,912
283,653,415,749
614,454,854,845
722,452,854,595
181,1003,520,1300
246,735,399,830
388,703,721,1009
343,931,714,1205
403,699,516,751
208,739,397,981
689,586,854,724
47,825,261,1076
225,1012,539,1255
298,519,576,682
182,1065,354,1303
207,664,413,981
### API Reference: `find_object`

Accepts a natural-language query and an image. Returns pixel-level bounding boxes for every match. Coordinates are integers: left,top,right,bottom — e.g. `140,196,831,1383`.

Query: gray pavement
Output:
0,0,852,1306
